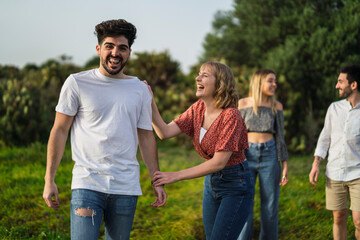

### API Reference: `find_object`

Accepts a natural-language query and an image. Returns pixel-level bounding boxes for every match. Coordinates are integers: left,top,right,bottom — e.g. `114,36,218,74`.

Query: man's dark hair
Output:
340,64,360,91
95,19,137,48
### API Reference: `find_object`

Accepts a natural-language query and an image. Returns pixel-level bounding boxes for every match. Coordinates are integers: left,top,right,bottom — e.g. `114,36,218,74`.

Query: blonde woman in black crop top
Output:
237,69,288,240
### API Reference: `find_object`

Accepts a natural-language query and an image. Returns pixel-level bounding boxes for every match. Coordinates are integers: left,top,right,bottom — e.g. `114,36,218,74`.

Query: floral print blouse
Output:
174,100,248,166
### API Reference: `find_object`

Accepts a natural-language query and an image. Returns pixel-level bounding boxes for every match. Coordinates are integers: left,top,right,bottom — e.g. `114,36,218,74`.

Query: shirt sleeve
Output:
314,104,332,159
137,83,153,131
215,109,248,153
55,75,80,116
173,103,196,137
275,110,289,162
239,108,247,121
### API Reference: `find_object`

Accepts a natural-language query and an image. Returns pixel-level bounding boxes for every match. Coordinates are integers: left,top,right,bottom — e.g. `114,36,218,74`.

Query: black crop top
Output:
239,107,288,162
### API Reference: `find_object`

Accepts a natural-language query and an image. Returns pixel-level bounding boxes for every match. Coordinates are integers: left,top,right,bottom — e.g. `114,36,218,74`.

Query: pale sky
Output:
0,0,234,73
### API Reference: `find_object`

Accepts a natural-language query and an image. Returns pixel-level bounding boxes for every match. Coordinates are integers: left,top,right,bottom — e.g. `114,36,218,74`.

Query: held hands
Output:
152,171,179,187
150,171,169,207
151,185,167,207
43,181,60,210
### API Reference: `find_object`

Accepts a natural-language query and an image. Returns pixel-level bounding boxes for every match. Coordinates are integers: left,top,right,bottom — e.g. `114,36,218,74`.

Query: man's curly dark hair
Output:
95,19,137,48
340,64,360,91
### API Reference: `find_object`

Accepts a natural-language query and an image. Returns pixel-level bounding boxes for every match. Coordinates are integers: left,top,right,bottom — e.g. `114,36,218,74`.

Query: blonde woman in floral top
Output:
145,61,254,240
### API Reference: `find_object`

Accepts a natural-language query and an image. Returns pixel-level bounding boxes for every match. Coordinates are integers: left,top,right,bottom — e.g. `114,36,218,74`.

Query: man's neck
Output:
347,91,360,108
98,67,129,79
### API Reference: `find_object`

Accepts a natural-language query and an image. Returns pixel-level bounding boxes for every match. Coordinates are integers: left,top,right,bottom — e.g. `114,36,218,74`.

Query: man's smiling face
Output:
96,36,131,78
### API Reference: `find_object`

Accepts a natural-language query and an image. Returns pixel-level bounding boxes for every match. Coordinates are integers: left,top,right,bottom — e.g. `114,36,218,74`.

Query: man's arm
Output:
152,151,233,186
43,112,74,210
309,105,332,186
137,128,167,207
143,80,182,139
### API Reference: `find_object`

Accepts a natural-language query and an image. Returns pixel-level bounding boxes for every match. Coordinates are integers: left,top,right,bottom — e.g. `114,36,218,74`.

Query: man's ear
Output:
351,81,358,91
96,45,100,56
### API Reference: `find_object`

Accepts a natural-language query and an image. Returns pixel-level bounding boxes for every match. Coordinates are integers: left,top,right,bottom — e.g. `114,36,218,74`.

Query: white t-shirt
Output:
56,69,152,195
199,127,207,144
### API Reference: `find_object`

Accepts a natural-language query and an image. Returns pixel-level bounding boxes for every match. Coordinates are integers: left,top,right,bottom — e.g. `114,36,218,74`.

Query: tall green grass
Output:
0,143,356,239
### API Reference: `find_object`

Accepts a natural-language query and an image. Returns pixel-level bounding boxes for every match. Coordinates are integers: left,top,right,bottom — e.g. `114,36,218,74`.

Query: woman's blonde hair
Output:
201,62,238,109
249,69,277,115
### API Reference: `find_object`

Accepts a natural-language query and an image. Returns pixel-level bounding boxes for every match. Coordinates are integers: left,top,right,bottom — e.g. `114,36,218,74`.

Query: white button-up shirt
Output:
314,99,360,181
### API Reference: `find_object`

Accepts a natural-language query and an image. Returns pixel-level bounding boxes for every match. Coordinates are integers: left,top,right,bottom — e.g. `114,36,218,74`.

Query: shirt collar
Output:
353,102,360,109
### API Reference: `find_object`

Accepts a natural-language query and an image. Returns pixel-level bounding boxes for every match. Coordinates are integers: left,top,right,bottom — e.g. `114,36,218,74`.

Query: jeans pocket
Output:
218,172,250,193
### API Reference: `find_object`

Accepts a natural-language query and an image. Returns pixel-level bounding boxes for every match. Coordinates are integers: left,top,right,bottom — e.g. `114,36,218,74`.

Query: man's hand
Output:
43,181,60,210
151,185,167,207
309,156,322,186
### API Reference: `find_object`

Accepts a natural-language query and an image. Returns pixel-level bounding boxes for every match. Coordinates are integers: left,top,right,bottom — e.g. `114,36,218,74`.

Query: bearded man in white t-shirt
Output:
43,19,167,240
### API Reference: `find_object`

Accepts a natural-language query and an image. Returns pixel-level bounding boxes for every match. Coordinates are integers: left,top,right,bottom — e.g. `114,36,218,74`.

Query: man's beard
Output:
102,56,128,76
339,85,352,99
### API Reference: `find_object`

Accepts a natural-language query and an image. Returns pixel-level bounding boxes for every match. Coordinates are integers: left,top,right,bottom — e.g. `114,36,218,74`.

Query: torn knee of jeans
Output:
75,208,96,217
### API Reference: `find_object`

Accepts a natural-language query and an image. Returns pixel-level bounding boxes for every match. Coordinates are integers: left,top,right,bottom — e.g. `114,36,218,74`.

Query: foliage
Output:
2,0,360,150
0,78,40,146
127,51,182,89
83,55,99,69
0,51,197,147
0,143,357,239
127,50,195,118
202,0,360,153
0,55,81,146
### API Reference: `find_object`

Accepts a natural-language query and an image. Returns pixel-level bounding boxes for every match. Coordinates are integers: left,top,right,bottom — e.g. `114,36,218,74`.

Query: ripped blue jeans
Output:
70,189,138,240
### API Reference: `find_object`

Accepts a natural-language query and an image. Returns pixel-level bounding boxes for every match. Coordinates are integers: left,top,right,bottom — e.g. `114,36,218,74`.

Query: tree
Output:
202,0,360,152
0,56,81,146
126,51,183,89
0,51,196,147
126,51,196,147
84,56,99,69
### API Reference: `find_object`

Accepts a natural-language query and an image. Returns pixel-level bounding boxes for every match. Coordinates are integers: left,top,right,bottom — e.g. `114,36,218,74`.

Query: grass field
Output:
0,142,357,239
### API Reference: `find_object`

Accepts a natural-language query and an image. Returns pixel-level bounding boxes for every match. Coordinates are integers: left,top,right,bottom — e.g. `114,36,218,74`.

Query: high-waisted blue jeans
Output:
203,161,254,240
70,189,138,240
238,138,281,240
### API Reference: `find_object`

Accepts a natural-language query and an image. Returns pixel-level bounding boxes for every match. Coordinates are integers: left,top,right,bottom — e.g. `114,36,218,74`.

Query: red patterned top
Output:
173,100,248,166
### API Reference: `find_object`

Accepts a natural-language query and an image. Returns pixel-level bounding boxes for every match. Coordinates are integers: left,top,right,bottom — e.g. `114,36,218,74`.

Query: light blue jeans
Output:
70,189,138,240
238,138,281,240
203,161,254,240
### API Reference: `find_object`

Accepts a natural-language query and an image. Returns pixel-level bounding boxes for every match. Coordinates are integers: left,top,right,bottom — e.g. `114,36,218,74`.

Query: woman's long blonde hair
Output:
201,62,238,109
249,69,277,115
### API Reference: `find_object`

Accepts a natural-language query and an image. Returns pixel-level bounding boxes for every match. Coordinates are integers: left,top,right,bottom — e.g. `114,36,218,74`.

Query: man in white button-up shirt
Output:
309,64,360,240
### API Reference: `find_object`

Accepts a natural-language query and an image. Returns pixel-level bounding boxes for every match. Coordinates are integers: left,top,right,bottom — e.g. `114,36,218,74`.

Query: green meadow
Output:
0,142,356,239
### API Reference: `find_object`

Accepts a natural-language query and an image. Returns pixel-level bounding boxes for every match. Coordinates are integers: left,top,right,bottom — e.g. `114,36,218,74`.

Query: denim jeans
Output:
203,161,254,240
238,138,281,240
70,189,138,240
